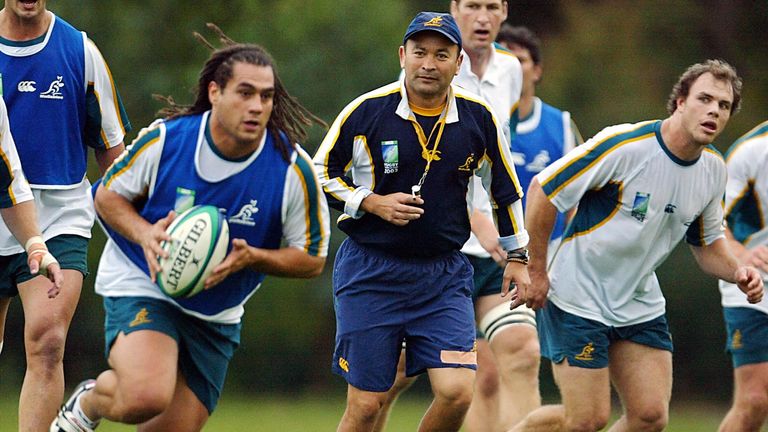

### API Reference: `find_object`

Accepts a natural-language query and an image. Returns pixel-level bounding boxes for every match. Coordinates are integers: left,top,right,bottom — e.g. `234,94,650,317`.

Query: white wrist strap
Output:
24,235,45,253
24,235,58,276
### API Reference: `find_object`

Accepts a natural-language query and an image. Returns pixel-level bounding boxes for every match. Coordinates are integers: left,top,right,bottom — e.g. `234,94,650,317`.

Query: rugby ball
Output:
157,205,229,298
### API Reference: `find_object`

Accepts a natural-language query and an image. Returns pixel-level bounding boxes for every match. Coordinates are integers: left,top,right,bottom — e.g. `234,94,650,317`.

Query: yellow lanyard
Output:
409,100,449,197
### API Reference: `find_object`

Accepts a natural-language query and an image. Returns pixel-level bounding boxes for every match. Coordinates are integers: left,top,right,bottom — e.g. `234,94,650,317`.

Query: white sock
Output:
0,340,3,355
73,393,99,428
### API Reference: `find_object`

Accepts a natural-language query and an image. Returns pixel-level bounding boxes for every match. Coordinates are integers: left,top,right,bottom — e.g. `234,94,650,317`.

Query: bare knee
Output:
492,327,540,374
115,386,173,424
563,404,610,432
741,388,768,412
433,377,474,411
735,389,768,424
564,413,609,432
25,326,67,369
346,391,388,424
627,405,668,432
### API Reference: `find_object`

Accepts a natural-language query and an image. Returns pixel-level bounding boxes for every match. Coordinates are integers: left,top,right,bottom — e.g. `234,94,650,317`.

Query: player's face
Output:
501,42,541,98
399,33,462,108
209,62,275,153
5,0,47,20
676,72,734,146
451,0,507,54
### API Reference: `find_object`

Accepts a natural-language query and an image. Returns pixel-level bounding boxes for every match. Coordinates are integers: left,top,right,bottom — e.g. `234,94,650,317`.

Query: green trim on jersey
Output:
0,33,45,47
294,151,324,256
563,180,623,241
725,121,768,161
103,126,161,188
542,121,658,198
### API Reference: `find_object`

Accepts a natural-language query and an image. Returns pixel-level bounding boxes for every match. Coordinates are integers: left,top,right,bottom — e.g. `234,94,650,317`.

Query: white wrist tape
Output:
24,235,45,253
25,236,58,277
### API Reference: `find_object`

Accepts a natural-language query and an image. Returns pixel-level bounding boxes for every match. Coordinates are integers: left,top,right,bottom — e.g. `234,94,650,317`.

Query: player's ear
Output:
533,64,543,84
208,81,221,105
450,0,459,16
455,51,464,75
675,95,686,112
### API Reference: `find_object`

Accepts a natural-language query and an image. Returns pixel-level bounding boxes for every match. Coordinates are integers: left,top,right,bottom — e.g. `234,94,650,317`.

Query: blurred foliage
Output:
1,0,767,405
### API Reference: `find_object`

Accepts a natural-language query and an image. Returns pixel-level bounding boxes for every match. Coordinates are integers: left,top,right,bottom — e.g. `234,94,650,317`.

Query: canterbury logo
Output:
129,308,152,327
338,357,350,372
17,81,36,92
424,16,444,27
574,342,595,361
421,148,442,162
731,329,743,349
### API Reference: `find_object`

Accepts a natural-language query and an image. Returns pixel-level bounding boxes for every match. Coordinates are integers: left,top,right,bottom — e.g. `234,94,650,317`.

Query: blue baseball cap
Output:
403,12,462,51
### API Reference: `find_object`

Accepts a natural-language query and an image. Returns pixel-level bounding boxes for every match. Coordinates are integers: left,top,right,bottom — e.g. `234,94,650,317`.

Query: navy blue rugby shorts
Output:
331,239,477,392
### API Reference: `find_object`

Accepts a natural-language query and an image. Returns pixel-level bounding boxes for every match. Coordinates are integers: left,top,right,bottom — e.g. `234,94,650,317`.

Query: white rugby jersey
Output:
455,45,523,257
539,120,726,326
719,120,768,312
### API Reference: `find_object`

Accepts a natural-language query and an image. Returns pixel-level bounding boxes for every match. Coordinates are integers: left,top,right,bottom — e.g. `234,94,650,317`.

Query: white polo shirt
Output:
454,45,523,257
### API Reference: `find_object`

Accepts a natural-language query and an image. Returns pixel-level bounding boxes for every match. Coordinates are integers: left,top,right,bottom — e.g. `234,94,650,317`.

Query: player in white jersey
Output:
718,120,768,432
0,1,130,429
0,94,63,355
511,60,764,432
375,3,538,432
52,31,329,432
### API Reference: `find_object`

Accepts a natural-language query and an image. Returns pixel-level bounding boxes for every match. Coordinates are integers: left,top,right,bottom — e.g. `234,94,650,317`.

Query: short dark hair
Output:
496,23,541,65
666,59,743,115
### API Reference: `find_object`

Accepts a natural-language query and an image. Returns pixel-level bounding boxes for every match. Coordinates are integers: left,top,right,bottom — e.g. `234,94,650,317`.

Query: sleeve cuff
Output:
344,187,373,219
499,231,530,251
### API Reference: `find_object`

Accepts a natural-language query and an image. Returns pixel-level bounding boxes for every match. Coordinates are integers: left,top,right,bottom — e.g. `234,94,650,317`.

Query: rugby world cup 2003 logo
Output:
631,192,650,222
382,140,399,174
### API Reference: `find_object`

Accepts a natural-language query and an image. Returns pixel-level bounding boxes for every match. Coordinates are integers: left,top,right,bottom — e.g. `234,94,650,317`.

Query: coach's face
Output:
676,72,733,147
400,32,462,108
208,62,275,158
5,0,47,20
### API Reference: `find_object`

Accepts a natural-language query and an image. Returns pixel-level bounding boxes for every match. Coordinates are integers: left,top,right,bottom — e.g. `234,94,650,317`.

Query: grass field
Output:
0,394,728,431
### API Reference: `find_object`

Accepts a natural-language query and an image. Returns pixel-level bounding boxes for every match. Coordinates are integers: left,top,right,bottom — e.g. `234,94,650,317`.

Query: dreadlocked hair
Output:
156,23,327,161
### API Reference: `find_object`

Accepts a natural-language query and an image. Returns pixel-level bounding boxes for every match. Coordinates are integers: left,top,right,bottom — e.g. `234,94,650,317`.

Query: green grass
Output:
0,394,727,431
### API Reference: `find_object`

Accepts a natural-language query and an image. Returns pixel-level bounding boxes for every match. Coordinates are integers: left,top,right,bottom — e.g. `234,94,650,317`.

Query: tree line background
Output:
1,0,767,404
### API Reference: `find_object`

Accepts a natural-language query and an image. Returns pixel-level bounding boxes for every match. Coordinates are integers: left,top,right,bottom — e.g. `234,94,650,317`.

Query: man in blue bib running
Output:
51,30,330,432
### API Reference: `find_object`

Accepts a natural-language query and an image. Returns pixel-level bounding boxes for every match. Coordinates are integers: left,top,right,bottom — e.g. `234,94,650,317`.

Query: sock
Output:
0,340,3,355
73,393,100,428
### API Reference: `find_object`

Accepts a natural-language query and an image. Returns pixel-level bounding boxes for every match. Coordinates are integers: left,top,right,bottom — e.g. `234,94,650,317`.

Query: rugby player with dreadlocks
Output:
51,25,330,432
